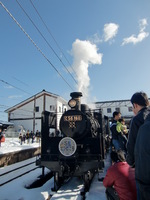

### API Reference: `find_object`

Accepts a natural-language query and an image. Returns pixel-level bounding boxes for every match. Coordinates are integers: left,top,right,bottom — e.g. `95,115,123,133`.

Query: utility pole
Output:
33,95,36,133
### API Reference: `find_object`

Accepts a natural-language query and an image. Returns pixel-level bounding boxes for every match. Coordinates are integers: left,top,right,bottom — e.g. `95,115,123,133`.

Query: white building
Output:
5,90,68,133
95,99,134,122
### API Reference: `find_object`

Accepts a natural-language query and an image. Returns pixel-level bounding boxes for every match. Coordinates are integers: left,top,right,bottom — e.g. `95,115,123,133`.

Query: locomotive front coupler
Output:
59,161,71,177
60,164,65,177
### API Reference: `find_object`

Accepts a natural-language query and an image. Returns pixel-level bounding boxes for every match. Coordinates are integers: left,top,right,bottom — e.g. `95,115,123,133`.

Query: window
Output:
128,107,133,112
50,105,55,111
35,106,39,112
107,108,111,113
59,106,61,112
116,107,120,112
50,105,52,111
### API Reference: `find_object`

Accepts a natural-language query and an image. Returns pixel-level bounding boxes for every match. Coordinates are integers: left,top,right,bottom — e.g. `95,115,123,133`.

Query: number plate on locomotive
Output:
64,115,82,121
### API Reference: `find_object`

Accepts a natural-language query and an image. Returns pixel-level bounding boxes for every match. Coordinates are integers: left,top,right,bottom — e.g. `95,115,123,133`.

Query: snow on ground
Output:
0,137,40,155
0,165,52,200
0,138,108,200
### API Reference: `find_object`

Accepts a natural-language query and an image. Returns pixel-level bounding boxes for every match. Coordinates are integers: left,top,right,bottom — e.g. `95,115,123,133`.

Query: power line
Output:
29,1,90,97
12,76,31,87
12,76,37,91
0,2,75,91
29,0,78,78
16,0,78,85
0,79,32,95
0,78,47,109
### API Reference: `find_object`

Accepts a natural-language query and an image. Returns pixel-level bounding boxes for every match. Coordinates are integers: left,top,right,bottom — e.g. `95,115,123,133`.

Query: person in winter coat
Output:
126,91,150,167
26,130,30,144
19,133,23,145
110,111,121,150
126,91,150,199
116,118,128,153
103,150,137,200
0,129,2,147
134,113,150,200
116,118,128,136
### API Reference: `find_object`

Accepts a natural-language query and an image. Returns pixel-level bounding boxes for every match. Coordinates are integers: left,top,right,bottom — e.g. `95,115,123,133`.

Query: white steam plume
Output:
71,39,103,102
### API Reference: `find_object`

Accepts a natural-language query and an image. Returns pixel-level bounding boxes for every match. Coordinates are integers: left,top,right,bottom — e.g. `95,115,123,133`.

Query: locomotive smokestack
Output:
69,92,82,110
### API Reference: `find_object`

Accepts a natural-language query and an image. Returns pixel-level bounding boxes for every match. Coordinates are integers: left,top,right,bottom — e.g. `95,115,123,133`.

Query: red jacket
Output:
103,162,137,200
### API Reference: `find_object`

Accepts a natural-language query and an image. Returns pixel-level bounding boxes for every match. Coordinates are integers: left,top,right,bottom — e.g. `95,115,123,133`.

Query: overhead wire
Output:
16,0,78,86
12,76,32,88
0,2,75,91
29,0,78,77
12,76,38,93
28,0,87,97
0,79,32,95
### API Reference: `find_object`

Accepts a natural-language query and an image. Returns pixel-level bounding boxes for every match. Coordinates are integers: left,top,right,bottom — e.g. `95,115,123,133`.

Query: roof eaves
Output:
5,90,60,113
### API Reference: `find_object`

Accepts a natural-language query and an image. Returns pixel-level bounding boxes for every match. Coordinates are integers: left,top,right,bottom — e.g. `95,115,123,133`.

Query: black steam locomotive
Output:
38,92,110,191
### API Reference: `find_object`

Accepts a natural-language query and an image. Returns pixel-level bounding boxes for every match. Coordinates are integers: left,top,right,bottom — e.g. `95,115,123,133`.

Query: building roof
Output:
95,99,130,104
95,98,150,104
0,120,14,126
5,89,67,113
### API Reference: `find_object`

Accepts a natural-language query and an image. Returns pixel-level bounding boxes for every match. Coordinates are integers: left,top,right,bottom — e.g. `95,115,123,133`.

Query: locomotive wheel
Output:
83,171,94,192
52,172,64,191
55,172,59,185
84,172,91,192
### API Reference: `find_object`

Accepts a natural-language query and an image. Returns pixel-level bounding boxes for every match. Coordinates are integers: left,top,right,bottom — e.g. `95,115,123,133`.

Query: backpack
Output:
105,187,120,200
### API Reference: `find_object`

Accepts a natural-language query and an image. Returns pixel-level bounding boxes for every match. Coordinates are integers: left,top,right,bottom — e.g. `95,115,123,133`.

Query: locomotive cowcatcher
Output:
37,92,110,191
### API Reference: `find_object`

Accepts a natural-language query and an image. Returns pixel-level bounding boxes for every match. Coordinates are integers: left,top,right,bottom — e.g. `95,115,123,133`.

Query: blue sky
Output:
0,0,150,121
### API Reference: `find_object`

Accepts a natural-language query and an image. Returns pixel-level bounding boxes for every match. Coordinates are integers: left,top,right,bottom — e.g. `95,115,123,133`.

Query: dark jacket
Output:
134,113,150,184
126,107,150,166
110,120,118,140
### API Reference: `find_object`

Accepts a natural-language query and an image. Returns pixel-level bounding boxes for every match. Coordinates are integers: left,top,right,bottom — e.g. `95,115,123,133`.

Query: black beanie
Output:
111,150,126,162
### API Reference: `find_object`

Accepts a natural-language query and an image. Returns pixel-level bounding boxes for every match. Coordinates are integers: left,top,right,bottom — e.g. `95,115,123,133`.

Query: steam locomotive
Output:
38,92,110,191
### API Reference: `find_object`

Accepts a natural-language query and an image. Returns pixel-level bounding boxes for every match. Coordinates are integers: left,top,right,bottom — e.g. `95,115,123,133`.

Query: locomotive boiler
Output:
38,92,110,191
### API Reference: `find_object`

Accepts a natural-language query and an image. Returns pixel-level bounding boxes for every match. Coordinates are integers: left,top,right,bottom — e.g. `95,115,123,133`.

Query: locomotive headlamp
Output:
68,99,77,108
59,137,77,157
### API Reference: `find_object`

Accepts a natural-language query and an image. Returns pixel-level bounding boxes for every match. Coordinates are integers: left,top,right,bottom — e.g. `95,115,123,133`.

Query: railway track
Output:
49,176,85,200
0,160,39,186
48,172,97,200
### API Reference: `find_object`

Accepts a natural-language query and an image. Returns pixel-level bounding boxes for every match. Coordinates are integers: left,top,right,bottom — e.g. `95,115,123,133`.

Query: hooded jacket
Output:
126,107,150,166
134,113,150,184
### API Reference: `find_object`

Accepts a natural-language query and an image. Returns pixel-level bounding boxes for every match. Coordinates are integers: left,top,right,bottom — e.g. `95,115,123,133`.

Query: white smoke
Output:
71,39,103,103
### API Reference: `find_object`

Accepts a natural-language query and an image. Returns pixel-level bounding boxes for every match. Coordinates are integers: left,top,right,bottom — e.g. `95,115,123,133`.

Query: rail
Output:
0,161,39,186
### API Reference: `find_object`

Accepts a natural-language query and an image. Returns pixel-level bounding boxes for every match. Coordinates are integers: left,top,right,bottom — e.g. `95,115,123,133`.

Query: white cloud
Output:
122,18,149,45
103,23,119,42
71,39,103,102
139,18,148,32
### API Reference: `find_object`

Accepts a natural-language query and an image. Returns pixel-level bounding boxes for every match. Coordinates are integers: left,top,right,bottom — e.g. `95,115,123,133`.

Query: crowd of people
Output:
103,91,150,200
19,129,41,145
